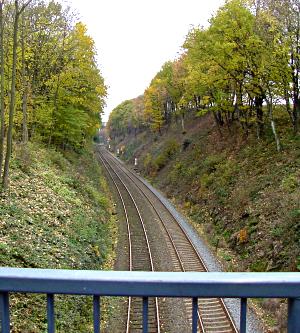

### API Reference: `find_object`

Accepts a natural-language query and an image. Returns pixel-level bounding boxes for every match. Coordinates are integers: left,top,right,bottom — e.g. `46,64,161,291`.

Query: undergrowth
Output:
112,112,300,274
0,142,117,332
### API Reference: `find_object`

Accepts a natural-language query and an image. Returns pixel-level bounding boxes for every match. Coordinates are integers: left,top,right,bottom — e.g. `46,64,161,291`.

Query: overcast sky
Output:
66,0,225,121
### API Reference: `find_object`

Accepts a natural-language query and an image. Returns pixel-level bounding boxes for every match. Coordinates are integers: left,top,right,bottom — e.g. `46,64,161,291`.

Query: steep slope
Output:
0,143,116,332
112,112,300,273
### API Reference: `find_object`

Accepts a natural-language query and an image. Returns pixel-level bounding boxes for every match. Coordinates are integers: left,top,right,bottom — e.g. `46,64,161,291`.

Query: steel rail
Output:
98,152,161,333
100,148,205,332
96,152,133,332
104,150,238,332
100,148,238,333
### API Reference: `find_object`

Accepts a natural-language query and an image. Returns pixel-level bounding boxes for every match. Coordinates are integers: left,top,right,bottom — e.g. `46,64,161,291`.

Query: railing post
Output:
240,298,247,333
0,292,10,333
93,295,100,333
288,297,300,332
192,297,198,333
47,294,55,333
143,297,148,333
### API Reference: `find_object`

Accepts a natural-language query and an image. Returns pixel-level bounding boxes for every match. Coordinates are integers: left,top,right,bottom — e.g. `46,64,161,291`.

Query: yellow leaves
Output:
202,95,211,105
96,84,107,98
237,228,248,244
91,245,100,258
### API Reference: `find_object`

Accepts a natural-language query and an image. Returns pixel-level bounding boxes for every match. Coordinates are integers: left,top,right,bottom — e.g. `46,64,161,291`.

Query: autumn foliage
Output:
108,0,300,151
0,0,107,189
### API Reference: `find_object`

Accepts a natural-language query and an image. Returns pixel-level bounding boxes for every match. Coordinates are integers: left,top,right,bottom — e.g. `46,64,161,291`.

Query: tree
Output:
2,0,32,190
107,96,147,139
0,0,5,177
262,0,300,134
144,81,165,134
46,22,106,148
0,1,107,189
183,0,283,144
171,58,188,132
21,10,28,143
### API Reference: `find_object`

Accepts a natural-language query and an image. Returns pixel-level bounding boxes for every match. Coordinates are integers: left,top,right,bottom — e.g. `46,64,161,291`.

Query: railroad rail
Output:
97,147,238,333
98,153,160,333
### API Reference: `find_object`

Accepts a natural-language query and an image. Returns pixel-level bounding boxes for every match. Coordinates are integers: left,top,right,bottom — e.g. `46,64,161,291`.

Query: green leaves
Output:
108,0,300,141
42,22,107,148
107,96,145,138
1,3,107,152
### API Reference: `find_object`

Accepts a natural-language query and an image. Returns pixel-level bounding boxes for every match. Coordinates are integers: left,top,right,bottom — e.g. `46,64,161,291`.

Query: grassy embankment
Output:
0,142,117,332
112,111,300,329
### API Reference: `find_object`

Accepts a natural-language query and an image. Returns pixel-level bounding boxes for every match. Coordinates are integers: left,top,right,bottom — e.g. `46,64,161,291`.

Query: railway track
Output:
98,152,160,333
97,146,238,333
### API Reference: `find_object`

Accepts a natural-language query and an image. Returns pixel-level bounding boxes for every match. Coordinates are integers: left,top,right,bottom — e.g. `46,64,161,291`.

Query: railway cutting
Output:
96,146,238,333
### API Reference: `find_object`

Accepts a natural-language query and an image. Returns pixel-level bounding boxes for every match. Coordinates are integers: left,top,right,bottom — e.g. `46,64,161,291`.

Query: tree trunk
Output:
236,83,243,121
294,8,300,134
2,1,20,189
212,111,223,138
255,95,264,139
267,94,281,152
292,98,299,134
48,74,60,147
181,111,185,134
291,46,299,134
284,89,294,126
2,0,32,189
0,1,5,178
22,87,28,143
224,110,232,134
21,12,28,144
292,64,299,134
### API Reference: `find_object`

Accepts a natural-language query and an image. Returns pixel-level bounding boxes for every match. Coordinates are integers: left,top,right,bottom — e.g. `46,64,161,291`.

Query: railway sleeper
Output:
201,314,230,320
200,304,224,309
204,329,234,333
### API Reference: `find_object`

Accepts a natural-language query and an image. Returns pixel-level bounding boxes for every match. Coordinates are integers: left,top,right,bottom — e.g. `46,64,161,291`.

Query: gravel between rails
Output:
100,147,265,333
97,148,191,332
132,167,265,333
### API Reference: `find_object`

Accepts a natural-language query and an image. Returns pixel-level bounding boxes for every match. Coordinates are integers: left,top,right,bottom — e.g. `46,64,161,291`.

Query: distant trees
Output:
108,0,300,150
0,0,107,189
107,96,145,139
144,60,187,133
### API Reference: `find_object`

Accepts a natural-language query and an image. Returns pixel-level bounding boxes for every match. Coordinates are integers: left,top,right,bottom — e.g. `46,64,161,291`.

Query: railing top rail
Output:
0,268,300,298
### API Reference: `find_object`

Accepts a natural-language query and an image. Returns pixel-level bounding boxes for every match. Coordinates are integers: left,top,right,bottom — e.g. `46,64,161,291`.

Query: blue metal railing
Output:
0,268,300,332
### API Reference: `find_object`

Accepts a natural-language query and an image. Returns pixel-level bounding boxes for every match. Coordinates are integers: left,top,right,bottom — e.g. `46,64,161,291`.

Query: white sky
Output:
66,0,225,122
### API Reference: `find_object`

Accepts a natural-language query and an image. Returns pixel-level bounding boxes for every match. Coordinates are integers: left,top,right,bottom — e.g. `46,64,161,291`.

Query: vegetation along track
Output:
97,150,160,333
97,146,238,333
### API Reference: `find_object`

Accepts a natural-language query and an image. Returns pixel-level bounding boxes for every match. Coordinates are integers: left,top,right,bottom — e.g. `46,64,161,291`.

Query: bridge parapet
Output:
0,269,300,332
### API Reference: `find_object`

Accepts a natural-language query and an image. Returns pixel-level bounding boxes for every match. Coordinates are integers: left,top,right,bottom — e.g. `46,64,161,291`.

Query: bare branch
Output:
19,0,33,14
